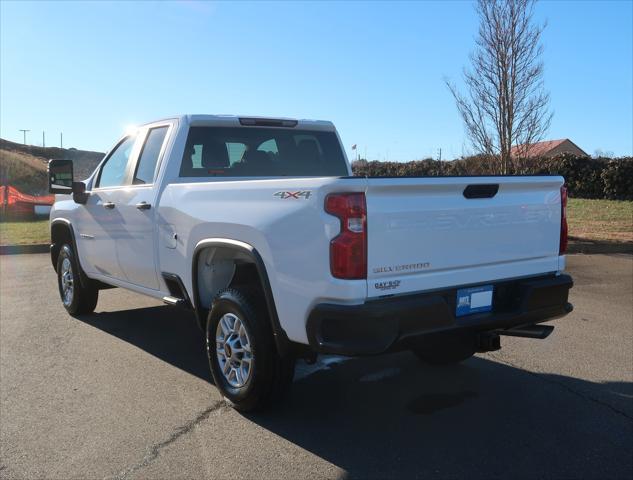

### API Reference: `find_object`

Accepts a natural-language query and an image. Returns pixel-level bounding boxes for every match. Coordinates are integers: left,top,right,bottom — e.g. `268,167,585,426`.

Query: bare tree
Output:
447,0,552,174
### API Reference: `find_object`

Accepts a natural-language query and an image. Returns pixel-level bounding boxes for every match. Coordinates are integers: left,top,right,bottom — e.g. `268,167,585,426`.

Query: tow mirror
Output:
48,159,74,194
48,159,88,204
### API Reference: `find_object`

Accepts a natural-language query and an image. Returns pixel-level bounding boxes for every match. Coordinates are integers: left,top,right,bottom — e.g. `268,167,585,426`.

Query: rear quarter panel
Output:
156,177,367,343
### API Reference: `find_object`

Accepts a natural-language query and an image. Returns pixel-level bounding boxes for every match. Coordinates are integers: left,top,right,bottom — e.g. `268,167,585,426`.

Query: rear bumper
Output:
306,273,573,355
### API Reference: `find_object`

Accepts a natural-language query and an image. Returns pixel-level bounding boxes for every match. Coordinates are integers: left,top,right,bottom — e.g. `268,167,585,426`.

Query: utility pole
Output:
60,132,63,149
437,148,443,176
42,131,46,148
19,129,30,145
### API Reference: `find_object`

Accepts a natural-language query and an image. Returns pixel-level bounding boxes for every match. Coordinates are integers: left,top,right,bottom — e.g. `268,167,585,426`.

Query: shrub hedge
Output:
601,159,633,201
351,154,633,200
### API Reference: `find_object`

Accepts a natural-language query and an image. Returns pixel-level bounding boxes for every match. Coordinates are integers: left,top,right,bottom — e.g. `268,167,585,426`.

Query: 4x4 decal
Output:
273,191,312,200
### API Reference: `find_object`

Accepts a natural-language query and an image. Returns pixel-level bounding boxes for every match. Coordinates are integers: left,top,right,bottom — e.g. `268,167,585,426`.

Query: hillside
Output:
0,149,48,195
0,139,104,195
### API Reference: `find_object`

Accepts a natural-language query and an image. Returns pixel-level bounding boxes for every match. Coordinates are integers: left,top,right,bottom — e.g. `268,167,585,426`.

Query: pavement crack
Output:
110,400,225,480
487,353,633,422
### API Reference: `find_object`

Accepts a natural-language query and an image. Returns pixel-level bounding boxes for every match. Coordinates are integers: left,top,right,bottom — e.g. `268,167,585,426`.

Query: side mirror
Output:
48,159,74,194
48,159,89,204
72,181,89,204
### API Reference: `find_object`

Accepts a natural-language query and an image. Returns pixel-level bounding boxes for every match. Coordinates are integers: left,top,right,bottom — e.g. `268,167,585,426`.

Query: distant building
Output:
511,139,588,159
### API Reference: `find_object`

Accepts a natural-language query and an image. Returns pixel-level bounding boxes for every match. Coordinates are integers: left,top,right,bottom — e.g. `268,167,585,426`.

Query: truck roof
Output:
141,115,336,131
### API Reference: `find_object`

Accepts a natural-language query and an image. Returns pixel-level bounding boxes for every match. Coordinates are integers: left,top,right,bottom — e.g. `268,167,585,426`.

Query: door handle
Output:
136,201,151,210
463,184,499,199
103,202,115,209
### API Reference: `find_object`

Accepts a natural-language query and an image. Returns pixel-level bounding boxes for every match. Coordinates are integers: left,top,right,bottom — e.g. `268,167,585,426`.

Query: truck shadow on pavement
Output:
260,355,632,479
78,305,212,383
77,305,633,480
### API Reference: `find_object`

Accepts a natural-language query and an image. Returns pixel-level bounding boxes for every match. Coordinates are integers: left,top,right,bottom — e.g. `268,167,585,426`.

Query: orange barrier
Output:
0,185,54,219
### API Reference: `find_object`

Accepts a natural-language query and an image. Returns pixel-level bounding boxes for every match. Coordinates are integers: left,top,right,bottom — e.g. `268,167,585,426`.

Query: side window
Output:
133,126,169,185
97,136,136,188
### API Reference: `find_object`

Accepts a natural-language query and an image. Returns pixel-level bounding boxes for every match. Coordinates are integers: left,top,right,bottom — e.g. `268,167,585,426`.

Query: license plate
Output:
456,285,494,317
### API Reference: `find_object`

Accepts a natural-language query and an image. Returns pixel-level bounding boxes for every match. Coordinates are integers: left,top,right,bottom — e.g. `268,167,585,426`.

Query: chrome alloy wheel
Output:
60,257,74,307
215,313,253,388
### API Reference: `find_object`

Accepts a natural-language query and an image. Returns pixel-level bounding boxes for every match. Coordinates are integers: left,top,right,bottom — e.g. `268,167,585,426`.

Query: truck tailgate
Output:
365,176,564,298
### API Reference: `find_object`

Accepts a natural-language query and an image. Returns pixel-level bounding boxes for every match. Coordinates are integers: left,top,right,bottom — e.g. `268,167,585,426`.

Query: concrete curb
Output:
0,244,50,255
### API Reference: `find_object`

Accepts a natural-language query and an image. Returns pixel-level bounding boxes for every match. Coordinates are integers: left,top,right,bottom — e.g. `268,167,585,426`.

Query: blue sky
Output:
1,0,632,160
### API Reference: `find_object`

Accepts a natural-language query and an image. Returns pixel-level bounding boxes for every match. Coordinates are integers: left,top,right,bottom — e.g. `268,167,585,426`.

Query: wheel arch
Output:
50,219,112,291
191,238,290,356
50,219,76,273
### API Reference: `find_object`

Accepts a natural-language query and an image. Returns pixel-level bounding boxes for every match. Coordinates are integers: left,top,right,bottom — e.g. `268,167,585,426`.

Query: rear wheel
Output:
56,244,98,316
206,287,295,412
413,333,476,366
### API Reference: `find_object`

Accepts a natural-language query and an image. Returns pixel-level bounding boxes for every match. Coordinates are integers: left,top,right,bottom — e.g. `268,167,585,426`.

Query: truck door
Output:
113,123,172,290
76,135,138,280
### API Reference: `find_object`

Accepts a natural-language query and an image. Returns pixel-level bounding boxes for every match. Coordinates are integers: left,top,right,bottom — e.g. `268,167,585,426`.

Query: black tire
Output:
56,244,98,316
413,333,476,366
206,287,295,412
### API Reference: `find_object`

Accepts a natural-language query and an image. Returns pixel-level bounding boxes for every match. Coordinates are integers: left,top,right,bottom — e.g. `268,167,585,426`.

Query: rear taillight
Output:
559,185,568,254
325,192,367,279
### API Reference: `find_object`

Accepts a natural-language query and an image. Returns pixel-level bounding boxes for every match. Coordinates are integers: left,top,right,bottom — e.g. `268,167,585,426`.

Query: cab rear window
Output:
179,127,348,177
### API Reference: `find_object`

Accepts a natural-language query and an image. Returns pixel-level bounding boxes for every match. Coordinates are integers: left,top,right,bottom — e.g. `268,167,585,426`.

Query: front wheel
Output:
56,244,98,316
206,288,295,412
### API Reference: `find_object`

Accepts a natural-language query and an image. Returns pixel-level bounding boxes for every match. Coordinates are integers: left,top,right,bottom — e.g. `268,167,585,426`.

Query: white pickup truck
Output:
48,115,573,411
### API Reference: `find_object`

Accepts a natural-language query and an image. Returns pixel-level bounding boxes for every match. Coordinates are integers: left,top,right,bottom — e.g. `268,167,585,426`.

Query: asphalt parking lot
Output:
1,253,631,479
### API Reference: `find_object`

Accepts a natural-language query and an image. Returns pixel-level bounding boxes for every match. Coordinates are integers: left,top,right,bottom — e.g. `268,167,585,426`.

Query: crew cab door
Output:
112,123,172,290
76,135,138,279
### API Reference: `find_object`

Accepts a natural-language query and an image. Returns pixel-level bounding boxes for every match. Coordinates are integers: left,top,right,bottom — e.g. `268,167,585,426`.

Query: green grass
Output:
568,198,632,243
0,219,50,245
